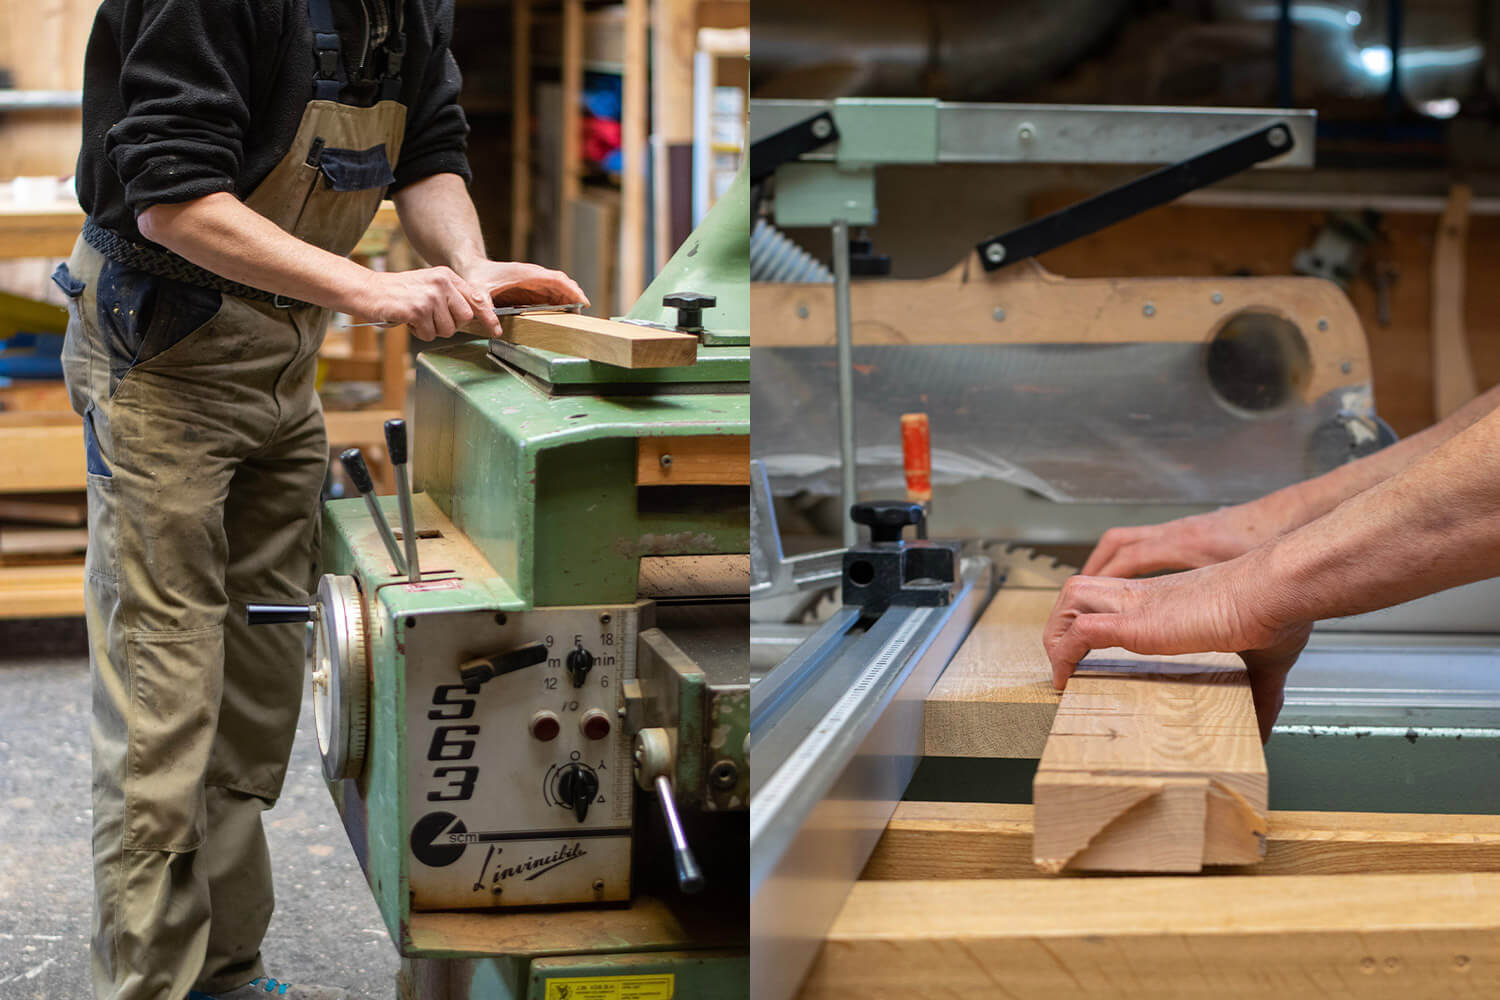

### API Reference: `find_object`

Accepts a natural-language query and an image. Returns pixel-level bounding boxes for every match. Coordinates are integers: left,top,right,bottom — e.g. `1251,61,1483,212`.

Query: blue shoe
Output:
189,977,352,999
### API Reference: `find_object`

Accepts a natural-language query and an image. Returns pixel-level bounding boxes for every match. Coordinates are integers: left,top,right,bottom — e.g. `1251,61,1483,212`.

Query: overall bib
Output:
58,2,406,996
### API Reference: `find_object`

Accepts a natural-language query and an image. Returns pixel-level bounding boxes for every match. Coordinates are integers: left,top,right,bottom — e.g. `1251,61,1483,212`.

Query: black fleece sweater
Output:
77,0,472,246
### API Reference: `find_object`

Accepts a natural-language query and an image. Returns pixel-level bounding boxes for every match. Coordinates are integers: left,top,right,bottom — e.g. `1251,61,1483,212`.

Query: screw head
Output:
1318,318,1329,331
659,453,673,469
593,879,606,892
599,612,611,624
1143,303,1156,317
1017,122,1036,142
1341,360,1352,373
811,118,832,140
984,243,1006,265
993,307,1006,322
1212,291,1224,305
796,304,810,319
1268,125,1289,148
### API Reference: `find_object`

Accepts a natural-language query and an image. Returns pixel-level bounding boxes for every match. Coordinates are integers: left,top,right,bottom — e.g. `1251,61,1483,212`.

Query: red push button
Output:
581,709,611,740
531,711,561,742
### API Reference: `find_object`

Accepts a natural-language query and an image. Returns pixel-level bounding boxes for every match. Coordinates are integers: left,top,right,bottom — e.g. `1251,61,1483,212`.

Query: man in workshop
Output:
1045,385,1500,743
56,0,586,997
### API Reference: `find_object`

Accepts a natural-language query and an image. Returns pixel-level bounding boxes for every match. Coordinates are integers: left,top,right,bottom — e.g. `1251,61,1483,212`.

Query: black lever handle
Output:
246,603,315,626
340,448,374,495
383,419,408,466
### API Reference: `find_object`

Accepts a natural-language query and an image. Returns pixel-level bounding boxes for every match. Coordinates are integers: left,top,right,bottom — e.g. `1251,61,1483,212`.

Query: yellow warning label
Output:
543,974,674,1000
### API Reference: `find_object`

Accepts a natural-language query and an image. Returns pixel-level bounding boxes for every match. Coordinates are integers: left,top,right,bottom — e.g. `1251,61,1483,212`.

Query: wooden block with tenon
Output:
499,311,698,369
1032,648,1268,874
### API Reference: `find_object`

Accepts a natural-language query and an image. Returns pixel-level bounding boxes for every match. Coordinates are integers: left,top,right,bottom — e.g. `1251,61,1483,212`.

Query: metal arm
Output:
384,419,421,581
975,121,1295,270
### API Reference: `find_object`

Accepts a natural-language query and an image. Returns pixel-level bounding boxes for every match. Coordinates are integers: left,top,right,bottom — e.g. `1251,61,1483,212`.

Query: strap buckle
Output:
273,294,296,310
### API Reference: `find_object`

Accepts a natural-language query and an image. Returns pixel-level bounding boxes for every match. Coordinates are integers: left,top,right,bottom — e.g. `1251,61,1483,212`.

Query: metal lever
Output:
339,448,408,577
975,121,1295,270
384,419,421,581
654,775,704,894
246,603,315,626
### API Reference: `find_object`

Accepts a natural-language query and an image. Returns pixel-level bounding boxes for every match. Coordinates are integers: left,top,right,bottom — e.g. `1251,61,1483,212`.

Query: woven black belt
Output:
81,219,315,310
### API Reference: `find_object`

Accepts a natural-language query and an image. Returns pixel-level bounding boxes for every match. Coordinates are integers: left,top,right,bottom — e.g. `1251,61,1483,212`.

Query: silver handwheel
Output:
310,573,370,781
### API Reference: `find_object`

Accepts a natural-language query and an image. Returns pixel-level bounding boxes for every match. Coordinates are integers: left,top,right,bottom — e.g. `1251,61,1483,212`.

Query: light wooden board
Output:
636,435,750,485
864,802,1500,880
804,873,1500,998
0,526,87,557
751,258,1369,405
0,562,84,618
1033,648,1268,874
499,312,698,368
0,493,86,526
1433,184,1477,419
0,415,84,493
924,588,1061,758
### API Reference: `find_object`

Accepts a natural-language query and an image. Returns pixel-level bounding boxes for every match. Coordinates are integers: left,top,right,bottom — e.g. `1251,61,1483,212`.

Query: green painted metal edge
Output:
833,97,940,165
491,342,749,386
626,165,750,339
773,162,877,227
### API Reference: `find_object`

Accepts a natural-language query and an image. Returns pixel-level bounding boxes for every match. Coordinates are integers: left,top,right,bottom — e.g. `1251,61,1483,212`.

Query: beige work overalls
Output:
58,7,407,996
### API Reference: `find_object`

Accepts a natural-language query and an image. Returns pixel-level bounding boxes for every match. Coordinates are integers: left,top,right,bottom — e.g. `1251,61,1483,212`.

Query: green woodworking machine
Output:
251,172,752,999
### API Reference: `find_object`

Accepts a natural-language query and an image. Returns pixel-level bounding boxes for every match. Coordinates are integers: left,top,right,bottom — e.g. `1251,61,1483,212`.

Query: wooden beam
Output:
499,312,698,368
510,0,533,260
1033,648,1268,874
751,259,1370,406
805,874,1500,998
636,436,750,485
558,0,583,271
618,0,648,302
864,802,1500,880
1433,183,1477,419
0,562,85,618
925,588,1061,759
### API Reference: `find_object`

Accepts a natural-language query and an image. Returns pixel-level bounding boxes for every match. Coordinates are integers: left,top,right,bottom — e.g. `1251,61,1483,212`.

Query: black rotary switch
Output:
566,647,595,688
556,764,599,822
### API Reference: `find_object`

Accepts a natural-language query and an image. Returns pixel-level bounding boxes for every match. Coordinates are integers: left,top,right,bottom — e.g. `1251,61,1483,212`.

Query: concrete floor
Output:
0,618,401,999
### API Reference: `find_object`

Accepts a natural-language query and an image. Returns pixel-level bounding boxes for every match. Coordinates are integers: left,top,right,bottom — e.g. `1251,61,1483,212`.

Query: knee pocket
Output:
122,626,224,852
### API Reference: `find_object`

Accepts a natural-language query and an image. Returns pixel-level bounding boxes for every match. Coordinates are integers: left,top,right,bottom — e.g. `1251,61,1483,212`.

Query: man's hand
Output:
459,260,589,309
1043,555,1312,742
357,266,499,342
1082,504,1287,578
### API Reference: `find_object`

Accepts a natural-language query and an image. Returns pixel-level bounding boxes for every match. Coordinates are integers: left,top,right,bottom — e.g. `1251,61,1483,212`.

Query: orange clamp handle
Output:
901,413,932,504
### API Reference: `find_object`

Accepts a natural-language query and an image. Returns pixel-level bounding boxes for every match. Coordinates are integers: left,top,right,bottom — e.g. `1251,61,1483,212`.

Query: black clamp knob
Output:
662,291,716,332
566,647,595,688
557,763,599,822
851,500,925,544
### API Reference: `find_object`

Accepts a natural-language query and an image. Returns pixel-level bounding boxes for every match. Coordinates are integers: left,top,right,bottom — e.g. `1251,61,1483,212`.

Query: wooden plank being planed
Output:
804,873,1500,999
1033,647,1268,874
499,311,699,368
864,802,1500,880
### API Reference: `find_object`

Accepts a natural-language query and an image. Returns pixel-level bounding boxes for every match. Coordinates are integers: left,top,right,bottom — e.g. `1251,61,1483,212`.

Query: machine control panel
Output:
401,603,639,910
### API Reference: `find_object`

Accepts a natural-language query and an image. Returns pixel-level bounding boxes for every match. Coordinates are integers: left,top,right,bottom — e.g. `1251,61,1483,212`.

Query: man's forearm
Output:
1267,402,1500,623
1251,382,1500,535
137,192,375,314
391,173,487,275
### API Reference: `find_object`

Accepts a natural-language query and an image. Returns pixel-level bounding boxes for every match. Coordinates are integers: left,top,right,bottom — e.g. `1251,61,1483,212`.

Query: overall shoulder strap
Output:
377,0,406,102
307,0,347,101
